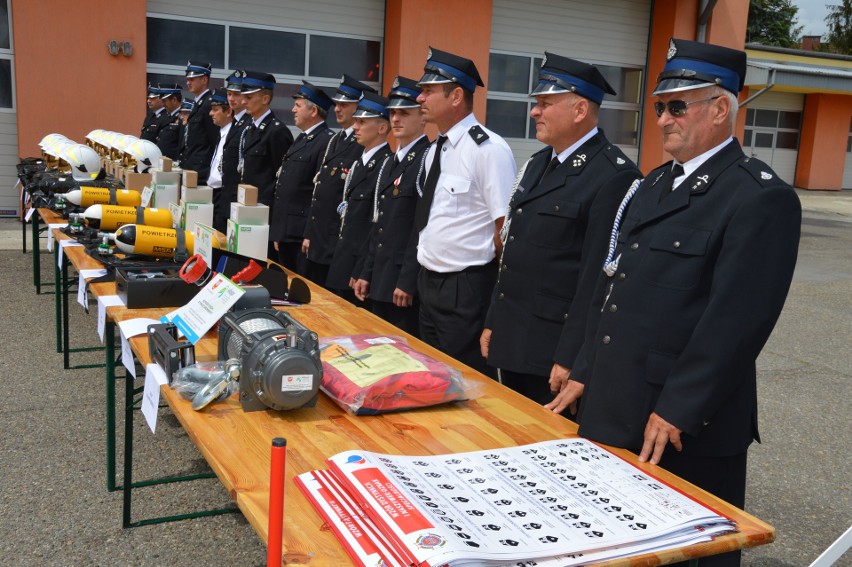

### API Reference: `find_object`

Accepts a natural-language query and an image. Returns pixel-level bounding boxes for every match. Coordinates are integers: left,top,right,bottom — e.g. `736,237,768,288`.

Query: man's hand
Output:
544,379,583,415
549,363,571,394
638,413,683,465
480,328,492,358
353,279,370,301
273,241,279,251
393,288,413,307
301,239,310,255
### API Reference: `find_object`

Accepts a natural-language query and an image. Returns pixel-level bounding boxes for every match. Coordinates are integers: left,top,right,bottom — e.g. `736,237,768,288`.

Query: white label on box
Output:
282,374,314,391
46,223,67,252
169,202,183,228
140,184,154,208
194,223,215,268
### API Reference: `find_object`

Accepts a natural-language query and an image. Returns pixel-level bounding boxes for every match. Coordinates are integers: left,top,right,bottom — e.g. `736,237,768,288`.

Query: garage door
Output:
742,91,804,186
487,0,652,165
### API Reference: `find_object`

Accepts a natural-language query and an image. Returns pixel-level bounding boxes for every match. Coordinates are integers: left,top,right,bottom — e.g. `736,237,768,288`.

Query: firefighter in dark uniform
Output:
141,85,165,142
179,61,219,184
302,74,376,285
214,71,250,233
238,70,293,210
480,53,641,407
155,84,183,160
352,76,430,337
270,81,334,273
326,91,394,303
552,39,801,567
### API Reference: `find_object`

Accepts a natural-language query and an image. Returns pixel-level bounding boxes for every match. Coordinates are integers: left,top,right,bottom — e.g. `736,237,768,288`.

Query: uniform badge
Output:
330,167,338,177
667,39,677,60
572,154,587,167
541,53,548,68
407,153,415,162
616,157,626,165
367,159,376,169
392,77,400,89
260,122,267,130
691,174,710,192
761,171,773,180
341,168,349,180
427,48,433,59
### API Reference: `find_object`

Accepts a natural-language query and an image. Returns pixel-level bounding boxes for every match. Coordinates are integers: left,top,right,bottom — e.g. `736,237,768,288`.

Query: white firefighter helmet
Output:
64,144,102,181
128,139,162,173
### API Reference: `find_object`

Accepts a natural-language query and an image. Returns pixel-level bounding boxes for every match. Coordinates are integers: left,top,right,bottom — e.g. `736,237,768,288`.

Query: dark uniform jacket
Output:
179,90,219,184
156,110,181,160
269,122,334,243
326,144,394,291
304,131,363,265
485,132,640,377
357,136,430,302
141,110,163,142
240,111,294,208
572,139,801,457
213,112,250,233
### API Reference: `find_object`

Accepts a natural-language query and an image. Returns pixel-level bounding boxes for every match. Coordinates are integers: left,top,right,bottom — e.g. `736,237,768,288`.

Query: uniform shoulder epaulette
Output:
602,145,635,169
468,125,489,145
739,156,785,186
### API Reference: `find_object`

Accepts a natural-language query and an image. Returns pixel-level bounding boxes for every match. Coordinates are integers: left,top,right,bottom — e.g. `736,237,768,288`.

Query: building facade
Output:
3,0,850,217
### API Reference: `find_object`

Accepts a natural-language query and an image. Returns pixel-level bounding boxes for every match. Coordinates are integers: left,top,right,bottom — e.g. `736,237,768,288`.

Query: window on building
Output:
147,18,226,68
744,108,801,151
0,0,12,110
147,15,381,102
485,51,642,149
0,0,9,50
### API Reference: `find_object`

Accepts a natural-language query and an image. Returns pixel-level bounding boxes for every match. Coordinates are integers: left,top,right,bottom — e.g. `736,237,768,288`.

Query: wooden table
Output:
55,225,774,565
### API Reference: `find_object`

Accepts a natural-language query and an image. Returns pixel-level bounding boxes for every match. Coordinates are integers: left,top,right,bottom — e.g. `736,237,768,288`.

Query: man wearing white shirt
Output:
207,88,232,232
414,47,516,377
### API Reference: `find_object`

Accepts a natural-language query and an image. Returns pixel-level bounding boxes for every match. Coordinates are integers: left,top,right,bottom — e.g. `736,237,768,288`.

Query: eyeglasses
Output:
654,96,721,118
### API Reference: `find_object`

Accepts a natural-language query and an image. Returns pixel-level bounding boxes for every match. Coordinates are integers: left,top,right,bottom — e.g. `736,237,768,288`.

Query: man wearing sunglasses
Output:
549,38,801,566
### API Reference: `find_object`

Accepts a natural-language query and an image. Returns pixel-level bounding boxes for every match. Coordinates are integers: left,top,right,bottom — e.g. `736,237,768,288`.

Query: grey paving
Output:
0,190,850,566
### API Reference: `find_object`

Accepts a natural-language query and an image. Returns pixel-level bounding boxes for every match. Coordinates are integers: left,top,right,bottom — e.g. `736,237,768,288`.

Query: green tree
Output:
825,0,852,54
746,0,803,47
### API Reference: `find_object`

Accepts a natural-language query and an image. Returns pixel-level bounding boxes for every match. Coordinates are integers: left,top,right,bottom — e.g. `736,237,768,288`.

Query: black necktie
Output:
659,163,684,202
392,154,400,168
543,157,560,178
294,132,306,144
415,135,447,232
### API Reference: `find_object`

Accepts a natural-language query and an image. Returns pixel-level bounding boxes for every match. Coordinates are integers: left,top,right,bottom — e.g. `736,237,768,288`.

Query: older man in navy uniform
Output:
480,53,641,407
302,75,376,285
179,61,219,183
552,39,801,566
155,84,183,160
353,77,430,337
415,47,516,377
238,70,294,209
326,92,394,303
270,81,334,273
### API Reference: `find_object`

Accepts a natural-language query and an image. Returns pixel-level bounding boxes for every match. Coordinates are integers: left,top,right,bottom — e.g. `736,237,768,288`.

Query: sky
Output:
793,0,833,37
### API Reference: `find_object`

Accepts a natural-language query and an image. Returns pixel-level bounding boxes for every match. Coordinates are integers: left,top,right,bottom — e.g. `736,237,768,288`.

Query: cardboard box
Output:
230,203,270,226
159,157,173,172
125,172,152,192
182,170,198,188
238,184,259,206
227,219,269,261
184,186,213,204
152,170,181,208
183,202,214,232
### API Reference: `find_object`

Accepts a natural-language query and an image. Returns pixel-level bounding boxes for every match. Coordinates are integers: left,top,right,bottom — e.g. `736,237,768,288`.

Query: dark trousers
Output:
276,241,305,275
372,299,420,339
659,451,748,567
304,259,330,287
417,262,497,378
